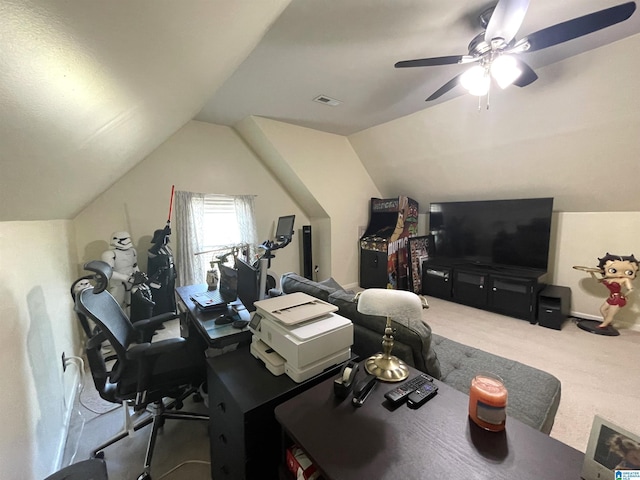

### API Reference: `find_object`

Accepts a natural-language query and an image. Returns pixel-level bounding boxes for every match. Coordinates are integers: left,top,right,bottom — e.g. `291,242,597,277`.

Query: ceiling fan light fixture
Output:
460,65,490,96
490,55,522,89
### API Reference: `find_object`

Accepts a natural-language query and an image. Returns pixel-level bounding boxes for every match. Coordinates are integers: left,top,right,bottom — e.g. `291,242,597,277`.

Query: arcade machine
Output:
359,196,418,290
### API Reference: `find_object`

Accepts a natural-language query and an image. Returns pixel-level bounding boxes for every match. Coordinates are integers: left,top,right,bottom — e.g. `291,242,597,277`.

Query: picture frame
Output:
407,236,429,294
582,415,640,480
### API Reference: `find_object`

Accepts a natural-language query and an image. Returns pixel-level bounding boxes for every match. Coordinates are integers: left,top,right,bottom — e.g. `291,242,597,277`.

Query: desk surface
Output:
175,284,251,348
275,368,585,480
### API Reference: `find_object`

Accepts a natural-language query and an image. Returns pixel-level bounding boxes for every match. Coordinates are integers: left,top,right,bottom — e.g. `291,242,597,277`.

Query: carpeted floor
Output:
62,299,640,478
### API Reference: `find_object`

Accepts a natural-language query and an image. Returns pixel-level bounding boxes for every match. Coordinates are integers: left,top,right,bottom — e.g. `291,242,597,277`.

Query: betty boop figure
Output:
578,253,639,329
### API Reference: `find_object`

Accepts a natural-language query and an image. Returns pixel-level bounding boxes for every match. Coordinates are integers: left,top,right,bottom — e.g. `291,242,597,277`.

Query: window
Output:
202,195,243,250
174,191,258,286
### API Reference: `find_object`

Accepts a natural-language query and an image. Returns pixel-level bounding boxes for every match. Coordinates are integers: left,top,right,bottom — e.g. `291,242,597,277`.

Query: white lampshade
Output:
460,65,490,96
356,288,422,326
490,55,522,89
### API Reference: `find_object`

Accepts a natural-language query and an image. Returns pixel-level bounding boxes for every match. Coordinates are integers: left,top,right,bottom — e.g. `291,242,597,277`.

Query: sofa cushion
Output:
328,289,441,379
431,334,561,434
281,272,341,302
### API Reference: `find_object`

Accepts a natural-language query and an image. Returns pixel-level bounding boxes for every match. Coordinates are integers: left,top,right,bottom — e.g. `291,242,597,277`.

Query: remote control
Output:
384,373,434,407
407,382,438,409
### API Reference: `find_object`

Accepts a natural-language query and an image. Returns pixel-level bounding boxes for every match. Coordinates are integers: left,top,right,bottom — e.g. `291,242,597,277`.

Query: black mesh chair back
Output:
77,287,136,360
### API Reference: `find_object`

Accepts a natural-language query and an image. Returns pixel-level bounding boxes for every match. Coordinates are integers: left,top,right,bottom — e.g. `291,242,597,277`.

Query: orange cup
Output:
468,373,508,432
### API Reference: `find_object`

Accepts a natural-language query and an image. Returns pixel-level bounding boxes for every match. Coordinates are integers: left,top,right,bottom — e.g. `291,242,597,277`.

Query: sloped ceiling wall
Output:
0,0,290,221
2,0,638,223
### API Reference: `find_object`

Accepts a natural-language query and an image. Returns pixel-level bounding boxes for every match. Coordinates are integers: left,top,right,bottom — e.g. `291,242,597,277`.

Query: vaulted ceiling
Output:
2,0,639,221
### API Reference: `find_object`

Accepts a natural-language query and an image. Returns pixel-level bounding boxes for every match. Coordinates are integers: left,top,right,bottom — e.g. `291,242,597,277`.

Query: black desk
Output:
207,347,347,480
275,366,585,480
175,284,251,351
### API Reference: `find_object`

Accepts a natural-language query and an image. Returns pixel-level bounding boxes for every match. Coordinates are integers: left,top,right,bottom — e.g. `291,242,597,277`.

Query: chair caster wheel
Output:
137,472,151,480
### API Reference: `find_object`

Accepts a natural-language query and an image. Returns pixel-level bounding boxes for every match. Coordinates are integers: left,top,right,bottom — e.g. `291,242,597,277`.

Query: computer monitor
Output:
236,257,260,312
275,215,295,241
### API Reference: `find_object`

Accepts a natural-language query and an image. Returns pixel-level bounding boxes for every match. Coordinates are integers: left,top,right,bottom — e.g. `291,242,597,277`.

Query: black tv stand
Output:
422,259,548,323
455,262,503,271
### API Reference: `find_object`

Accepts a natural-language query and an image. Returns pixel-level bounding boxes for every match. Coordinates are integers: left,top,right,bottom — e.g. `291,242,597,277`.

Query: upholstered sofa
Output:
280,272,561,434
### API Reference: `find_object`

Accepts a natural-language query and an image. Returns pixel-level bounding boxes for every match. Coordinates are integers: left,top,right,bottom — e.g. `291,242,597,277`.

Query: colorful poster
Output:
408,236,430,294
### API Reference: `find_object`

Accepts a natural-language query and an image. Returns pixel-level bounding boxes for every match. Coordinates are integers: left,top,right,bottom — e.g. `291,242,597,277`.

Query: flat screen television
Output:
429,197,553,272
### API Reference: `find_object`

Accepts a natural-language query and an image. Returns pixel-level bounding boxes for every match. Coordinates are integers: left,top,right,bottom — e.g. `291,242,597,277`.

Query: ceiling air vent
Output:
313,95,342,106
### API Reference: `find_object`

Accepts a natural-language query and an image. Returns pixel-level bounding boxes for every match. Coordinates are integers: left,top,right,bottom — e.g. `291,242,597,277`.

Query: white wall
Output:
0,220,81,480
74,120,311,284
236,116,381,285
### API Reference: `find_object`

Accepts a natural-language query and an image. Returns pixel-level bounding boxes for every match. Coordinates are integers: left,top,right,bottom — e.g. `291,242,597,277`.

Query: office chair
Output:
74,260,208,480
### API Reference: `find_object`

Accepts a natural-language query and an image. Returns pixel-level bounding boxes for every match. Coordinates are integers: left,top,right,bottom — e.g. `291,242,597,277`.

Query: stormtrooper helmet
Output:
110,231,133,250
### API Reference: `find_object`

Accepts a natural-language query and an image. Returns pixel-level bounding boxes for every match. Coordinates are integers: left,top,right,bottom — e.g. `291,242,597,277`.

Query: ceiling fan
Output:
395,0,637,102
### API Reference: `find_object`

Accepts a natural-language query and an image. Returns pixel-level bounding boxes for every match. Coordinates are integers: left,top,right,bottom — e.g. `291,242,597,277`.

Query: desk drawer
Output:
210,426,244,475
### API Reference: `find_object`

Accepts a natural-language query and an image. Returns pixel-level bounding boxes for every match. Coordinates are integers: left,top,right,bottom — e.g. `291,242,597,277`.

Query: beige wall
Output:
73,120,310,283
236,116,381,285
0,220,80,479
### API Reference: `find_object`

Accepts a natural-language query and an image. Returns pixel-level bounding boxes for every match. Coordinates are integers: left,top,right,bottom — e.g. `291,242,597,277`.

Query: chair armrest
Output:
133,312,178,332
132,312,179,343
126,337,186,359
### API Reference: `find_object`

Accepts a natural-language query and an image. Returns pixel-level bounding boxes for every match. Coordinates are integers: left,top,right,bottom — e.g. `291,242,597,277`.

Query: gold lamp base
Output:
365,353,409,382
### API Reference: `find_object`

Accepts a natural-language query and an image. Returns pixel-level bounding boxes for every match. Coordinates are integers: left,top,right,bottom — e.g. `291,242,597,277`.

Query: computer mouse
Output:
214,315,234,325
232,320,250,329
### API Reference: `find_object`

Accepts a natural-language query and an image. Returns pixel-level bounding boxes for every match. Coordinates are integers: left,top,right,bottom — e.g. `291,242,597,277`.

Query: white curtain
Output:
234,195,259,261
174,191,258,287
174,191,204,287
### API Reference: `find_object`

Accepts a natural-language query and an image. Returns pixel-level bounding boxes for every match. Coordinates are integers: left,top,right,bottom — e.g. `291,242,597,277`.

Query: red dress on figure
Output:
603,280,627,307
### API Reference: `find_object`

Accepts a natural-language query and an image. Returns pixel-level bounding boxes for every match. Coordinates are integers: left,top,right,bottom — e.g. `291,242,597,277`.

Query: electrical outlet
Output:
61,352,66,372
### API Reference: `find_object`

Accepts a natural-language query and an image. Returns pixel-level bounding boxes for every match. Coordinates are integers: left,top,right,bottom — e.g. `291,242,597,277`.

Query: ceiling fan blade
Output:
426,74,463,101
512,60,538,87
522,1,637,53
485,0,530,44
395,55,465,68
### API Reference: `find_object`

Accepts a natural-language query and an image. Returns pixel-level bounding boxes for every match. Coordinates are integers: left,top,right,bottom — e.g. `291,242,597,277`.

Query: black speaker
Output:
538,285,571,330
302,225,313,280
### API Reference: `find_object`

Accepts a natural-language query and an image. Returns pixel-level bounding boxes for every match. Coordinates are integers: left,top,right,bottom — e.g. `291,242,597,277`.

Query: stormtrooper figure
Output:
101,231,140,312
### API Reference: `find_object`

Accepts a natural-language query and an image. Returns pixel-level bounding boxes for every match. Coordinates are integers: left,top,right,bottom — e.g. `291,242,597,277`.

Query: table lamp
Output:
356,288,423,382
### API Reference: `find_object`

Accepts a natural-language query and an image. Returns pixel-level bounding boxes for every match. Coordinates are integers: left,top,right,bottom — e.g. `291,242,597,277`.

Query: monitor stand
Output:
258,256,269,301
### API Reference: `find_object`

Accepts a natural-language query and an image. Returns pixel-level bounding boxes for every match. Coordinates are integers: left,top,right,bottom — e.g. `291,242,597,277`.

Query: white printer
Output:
249,292,353,383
